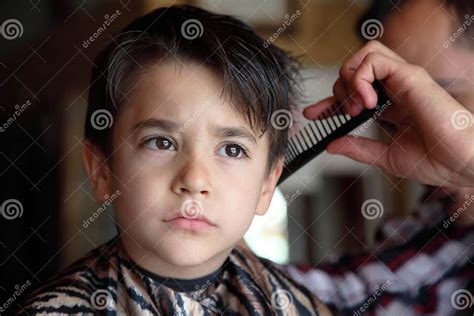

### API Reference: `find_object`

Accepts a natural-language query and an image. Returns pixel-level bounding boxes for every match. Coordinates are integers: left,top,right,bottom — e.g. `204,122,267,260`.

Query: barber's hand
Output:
303,40,474,188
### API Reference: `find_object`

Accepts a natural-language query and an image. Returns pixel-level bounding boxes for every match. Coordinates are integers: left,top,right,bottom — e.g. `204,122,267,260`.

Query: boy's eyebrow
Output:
212,125,258,145
132,118,258,144
132,118,180,132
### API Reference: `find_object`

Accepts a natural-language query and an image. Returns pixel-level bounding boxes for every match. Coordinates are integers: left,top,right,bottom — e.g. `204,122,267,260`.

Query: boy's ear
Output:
255,156,284,216
82,139,113,202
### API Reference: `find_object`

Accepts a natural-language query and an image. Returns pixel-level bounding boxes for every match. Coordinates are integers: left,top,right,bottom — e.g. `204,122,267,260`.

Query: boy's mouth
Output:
163,216,216,232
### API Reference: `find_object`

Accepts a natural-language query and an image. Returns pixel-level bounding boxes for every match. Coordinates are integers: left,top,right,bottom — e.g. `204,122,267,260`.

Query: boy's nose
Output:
171,159,211,197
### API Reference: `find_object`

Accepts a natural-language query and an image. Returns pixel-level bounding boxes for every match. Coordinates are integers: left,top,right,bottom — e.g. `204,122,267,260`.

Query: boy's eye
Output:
142,138,248,159
218,143,248,159
143,136,176,151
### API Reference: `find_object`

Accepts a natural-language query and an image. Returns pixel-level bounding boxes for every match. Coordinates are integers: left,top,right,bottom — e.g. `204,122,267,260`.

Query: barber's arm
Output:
304,40,474,188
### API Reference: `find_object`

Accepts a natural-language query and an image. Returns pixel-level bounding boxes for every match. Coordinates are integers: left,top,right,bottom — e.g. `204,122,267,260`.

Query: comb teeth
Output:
284,111,352,166
278,80,390,185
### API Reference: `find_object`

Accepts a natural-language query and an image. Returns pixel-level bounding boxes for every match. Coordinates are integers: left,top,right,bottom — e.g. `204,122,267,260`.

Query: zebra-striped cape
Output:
18,235,332,315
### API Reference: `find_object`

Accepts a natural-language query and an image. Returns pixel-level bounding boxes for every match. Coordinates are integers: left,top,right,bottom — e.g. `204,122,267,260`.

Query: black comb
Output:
277,80,390,185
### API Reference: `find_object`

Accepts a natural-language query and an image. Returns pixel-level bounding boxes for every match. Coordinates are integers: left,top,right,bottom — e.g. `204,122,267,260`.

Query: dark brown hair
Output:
84,4,303,174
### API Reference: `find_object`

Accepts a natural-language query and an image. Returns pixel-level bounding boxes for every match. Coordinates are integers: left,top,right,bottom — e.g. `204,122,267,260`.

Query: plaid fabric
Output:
279,187,474,315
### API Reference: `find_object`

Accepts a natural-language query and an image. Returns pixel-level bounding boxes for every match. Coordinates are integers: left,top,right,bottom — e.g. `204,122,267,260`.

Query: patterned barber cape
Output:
18,235,332,315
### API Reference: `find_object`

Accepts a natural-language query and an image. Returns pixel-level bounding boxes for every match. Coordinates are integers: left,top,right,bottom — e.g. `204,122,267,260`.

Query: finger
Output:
326,135,395,174
350,53,406,109
334,77,369,116
339,41,406,84
333,78,353,114
303,96,342,119
338,67,362,114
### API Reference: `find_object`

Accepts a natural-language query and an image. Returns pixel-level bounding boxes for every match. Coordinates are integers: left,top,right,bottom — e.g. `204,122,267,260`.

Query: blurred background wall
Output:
0,0,424,309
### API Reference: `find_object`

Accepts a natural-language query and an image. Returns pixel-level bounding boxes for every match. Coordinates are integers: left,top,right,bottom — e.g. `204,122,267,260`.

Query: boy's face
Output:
85,61,283,278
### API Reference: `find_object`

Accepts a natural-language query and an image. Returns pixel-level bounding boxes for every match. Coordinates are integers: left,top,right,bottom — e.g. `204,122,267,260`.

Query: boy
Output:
18,5,332,315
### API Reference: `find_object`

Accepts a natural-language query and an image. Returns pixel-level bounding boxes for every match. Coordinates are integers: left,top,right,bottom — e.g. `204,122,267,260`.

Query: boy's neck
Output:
117,235,234,280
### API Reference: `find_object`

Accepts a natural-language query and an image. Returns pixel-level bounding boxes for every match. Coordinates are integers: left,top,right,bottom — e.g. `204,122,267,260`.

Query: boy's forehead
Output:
122,61,263,139
125,90,257,136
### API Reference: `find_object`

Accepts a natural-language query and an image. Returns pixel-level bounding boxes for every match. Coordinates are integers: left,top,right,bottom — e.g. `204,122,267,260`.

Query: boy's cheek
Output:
111,153,169,185
110,170,169,216
110,148,267,199
112,143,268,179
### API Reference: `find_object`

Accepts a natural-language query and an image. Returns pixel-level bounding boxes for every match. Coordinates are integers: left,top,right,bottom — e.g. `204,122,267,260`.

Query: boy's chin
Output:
155,239,230,269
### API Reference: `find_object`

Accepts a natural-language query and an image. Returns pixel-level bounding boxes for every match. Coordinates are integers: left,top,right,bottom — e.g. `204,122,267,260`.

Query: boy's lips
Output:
163,213,217,232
